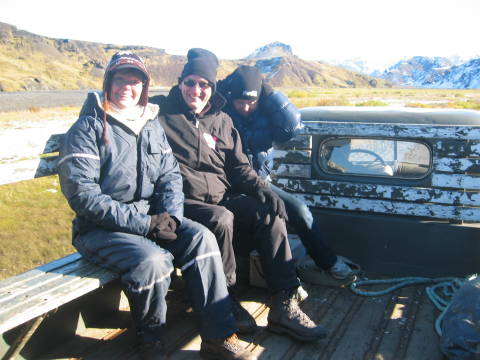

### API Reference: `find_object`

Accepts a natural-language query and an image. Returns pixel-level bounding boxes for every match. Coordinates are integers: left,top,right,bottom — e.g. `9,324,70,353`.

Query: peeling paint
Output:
434,158,480,174
272,164,311,178
432,173,480,190
435,140,480,157
294,193,480,222
273,178,480,206
274,135,312,150
272,150,311,164
270,117,480,223
302,122,480,140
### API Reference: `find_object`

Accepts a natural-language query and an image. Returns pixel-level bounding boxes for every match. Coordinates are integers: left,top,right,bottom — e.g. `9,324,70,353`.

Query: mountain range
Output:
375,56,480,89
330,55,480,89
1,22,478,92
0,23,386,92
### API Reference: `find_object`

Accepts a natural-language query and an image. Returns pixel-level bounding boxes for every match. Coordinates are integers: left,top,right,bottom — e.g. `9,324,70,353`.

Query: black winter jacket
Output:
150,87,267,205
59,92,184,238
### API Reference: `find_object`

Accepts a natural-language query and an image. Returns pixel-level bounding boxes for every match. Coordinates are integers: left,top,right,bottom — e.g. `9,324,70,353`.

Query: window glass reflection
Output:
319,138,431,178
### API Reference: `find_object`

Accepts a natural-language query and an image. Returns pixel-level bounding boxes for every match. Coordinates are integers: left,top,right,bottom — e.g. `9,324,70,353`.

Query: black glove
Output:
253,187,288,221
147,212,177,242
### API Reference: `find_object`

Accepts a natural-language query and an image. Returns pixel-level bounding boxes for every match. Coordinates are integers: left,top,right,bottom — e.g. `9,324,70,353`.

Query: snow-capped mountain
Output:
428,58,480,89
380,56,453,87
245,42,293,60
241,42,386,88
324,57,390,76
378,56,480,88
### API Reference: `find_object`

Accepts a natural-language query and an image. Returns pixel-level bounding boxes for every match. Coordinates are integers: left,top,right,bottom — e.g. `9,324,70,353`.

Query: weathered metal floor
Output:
41,278,445,360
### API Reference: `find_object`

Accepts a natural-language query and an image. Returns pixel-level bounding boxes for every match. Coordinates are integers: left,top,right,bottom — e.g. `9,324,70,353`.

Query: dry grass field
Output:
0,88,479,279
285,87,480,110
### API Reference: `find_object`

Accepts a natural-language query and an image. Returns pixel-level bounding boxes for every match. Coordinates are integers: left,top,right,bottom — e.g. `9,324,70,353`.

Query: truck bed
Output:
43,274,445,360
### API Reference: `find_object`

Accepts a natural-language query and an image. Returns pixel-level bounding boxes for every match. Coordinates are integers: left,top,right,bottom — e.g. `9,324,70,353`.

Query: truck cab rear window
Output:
318,138,431,179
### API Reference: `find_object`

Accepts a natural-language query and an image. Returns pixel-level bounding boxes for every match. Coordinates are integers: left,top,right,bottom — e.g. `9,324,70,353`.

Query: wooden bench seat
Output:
0,253,118,359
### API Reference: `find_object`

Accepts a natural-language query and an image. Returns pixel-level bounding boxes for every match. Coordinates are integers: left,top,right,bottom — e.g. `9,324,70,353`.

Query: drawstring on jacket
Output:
102,97,110,145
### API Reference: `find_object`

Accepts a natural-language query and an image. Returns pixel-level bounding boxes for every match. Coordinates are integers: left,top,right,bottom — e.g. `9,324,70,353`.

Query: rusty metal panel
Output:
272,164,311,178
434,140,480,157
432,173,480,190
273,178,480,207
272,135,312,150
294,193,480,222
434,158,480,174
272,150,311,164
302,122,480,140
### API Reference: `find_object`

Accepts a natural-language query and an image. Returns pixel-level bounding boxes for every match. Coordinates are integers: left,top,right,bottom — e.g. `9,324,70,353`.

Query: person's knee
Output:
211,208,234,231
124,247,174,292
295,202,313,227
187,220,222,254
138,247,174,275
198,226,218,251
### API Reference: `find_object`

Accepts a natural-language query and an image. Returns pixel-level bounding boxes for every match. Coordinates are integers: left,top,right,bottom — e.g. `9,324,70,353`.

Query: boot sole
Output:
267,322,327,342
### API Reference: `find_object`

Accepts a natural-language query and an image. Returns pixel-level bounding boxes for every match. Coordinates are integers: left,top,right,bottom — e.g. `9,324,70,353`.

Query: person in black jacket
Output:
218,66,358,283
60,52,250,360
151,48,328,345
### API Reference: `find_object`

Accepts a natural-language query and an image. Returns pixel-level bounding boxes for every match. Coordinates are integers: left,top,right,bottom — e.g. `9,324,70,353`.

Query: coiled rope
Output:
350,276,469,336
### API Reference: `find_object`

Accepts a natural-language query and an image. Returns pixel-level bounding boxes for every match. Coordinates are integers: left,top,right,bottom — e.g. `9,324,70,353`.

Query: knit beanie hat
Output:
180,48,219,86
228,65,263,100
103,51,150,107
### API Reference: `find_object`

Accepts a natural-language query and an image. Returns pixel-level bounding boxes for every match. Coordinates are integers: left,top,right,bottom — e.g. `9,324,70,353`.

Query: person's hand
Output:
147,212,177,242
253,187,288,221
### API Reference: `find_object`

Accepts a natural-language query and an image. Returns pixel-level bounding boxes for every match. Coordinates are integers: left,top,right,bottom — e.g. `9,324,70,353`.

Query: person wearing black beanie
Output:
180,48,219,88
218,66,360,286
150,51,329,351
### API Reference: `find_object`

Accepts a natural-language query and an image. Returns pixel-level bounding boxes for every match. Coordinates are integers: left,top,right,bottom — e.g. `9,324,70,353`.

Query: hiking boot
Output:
200,333,257,360
231,296,257,334
329,256,357,280
297,256,359,285
267,288,328,342
139,340,166,360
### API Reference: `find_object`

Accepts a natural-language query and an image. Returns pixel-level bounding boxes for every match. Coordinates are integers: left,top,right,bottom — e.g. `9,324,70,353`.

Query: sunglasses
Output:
183,79,212,89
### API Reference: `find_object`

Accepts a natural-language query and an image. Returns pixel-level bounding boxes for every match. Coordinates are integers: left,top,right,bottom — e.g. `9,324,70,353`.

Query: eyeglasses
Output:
182,79,212,89
112,78,143,87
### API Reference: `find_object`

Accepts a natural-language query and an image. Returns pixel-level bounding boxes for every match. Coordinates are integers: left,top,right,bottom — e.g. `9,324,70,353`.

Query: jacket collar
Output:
80,91,158,121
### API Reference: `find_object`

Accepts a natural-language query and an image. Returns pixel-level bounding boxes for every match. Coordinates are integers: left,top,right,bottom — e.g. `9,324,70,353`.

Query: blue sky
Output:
1,0,479,68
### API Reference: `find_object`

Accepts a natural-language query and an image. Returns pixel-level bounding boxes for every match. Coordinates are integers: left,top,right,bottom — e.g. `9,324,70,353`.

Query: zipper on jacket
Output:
193,114,202,169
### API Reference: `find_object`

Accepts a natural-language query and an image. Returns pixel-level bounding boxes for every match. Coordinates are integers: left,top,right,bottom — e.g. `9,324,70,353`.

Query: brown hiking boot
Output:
231,295,257,334
267,288,328,342
200,333,257,360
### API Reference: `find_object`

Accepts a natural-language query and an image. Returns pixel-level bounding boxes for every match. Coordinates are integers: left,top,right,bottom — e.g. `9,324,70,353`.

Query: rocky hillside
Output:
0,22,385,92
0,22,185,91
243,42,387,88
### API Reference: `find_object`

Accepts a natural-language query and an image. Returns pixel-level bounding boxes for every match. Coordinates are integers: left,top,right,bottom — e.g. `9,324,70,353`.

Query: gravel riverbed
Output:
0,89,167,112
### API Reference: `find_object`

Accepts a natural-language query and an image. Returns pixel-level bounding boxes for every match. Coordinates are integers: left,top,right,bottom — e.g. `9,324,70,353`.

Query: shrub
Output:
446,100,480,110
292,97,352,108
405,102,431,108
287,90,311,98
355,100,389,107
